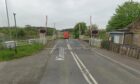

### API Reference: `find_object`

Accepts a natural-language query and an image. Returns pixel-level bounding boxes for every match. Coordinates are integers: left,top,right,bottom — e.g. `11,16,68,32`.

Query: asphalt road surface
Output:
40,39,140,84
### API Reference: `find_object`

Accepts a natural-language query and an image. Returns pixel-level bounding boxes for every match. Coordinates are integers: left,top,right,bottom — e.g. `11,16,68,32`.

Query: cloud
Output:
0,0,140,29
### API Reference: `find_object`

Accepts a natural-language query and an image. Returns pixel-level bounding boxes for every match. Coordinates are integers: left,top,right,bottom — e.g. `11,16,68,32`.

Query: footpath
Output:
79,39,140,73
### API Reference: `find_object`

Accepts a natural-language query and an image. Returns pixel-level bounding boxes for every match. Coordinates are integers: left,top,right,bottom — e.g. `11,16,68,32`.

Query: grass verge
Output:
0,43,44,61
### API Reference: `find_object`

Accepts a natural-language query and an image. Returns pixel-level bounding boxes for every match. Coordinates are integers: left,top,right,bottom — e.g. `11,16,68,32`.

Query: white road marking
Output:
93,49,140,75
70,51,93,84
67,43,98,84
56,47,65,61
50,44,57,54
67,44,72,50
74,53,98,84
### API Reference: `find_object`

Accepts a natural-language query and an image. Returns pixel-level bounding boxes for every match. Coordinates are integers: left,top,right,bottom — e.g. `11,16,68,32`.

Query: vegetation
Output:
61,28,73,33
106,1,140,31
0,26,55,40
98,30,108,40
73,22,87,38
85,24,98,36
101,40,110,50
0,43,44,61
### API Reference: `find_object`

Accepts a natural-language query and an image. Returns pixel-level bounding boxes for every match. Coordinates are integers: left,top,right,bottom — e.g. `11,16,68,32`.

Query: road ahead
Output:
40,39,140,84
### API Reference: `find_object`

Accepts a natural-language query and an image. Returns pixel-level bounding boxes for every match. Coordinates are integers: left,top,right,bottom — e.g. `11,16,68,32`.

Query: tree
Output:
106,1,140,31
85,24,98,36
73,22,87,38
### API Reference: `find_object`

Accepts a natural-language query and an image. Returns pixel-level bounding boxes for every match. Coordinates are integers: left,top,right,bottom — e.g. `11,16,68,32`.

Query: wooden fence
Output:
101,41,140,59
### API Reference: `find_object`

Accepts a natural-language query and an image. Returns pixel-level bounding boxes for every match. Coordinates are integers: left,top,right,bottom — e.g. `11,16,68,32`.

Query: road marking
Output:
50,44,57,54
93,49,140,75
67,44,72,50
70,51,93,84
74,53,98,84
67,43,98,84
56,47,65,61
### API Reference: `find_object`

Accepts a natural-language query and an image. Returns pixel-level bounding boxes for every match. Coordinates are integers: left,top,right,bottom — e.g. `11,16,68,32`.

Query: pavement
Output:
0,39,140,84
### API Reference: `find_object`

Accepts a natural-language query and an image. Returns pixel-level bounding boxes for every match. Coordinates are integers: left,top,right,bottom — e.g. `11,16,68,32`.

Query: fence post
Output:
136,49,140,59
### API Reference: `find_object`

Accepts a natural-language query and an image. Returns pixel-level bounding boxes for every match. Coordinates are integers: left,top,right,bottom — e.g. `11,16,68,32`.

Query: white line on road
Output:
50,44,57,54
56,47,65,61
74,53,98,84
67,44,72,50
70,51,93,84
67,43,98,84
93,49,140,75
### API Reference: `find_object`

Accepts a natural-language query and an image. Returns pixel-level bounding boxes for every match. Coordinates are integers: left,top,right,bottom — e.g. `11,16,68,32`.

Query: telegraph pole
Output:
5,0,12,40
90,16,93,46
79,23,81,38
13,13,17,53
5,0,10,27
13,13,17,39
53,23,56,39
46,16,48,33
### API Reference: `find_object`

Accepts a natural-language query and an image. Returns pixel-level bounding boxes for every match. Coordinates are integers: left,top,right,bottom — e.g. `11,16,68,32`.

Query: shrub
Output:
101,40,110,50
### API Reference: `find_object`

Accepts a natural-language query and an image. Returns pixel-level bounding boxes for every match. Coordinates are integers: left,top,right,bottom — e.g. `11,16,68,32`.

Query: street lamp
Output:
13,13,17,27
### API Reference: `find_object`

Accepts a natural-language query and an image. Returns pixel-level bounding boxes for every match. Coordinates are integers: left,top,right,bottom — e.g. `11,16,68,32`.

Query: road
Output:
40,39,140,84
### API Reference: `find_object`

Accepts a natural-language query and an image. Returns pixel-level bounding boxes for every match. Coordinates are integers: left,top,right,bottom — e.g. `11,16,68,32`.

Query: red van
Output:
63,32,69,39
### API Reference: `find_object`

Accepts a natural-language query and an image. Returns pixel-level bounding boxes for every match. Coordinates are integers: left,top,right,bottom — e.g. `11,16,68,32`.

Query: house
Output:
109,29,133,45
127,18,140,46
109,18,140,47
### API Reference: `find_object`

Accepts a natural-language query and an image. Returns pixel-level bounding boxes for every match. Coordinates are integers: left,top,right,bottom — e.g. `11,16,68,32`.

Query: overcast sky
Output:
0,0,140,29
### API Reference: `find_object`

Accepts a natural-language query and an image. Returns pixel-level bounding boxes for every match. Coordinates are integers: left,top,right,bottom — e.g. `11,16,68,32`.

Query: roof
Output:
109,31,133,34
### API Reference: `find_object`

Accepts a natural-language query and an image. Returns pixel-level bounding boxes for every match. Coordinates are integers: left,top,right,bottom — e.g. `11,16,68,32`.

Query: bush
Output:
101,40,110,50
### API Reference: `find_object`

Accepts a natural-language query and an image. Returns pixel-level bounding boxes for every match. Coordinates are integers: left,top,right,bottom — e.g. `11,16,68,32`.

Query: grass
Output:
0,43,44,61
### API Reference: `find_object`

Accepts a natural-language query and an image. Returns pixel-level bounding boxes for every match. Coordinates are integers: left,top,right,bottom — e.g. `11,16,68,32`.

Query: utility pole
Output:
90,16,93,46
5,0,10,27
53,23,56,39
79,23,81,39
13,13,17,53
46,16,48,33
13,13,17,39
5,0,12,40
